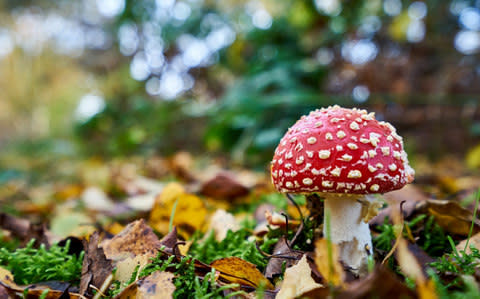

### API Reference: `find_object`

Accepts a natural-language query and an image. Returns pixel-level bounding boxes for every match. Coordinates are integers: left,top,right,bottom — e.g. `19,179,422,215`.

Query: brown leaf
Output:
0,213,50,247
102,219,161,259
314,239,345,287
210,257,274,289
114,271,176,299
370,184,429,226
200,172,250,199
101,219,161,284
276,255,324,299
419,199,480,235
337,265,415,299
80,232,113,296
265,237,303,280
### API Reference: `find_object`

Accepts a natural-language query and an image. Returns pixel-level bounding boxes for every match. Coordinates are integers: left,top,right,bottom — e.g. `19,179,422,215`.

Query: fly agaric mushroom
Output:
271,105,414,275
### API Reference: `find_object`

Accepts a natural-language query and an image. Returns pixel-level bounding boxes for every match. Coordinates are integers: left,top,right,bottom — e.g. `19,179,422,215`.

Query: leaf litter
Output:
1,154,480,298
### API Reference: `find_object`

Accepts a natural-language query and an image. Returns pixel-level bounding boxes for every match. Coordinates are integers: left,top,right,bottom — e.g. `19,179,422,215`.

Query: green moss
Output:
0,239,83,285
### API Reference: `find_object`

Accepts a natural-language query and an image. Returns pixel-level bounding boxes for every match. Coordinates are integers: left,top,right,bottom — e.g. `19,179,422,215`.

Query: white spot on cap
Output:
272,170,278,178
350,122,360,131
337,130,346,139
347,143,358,150
330,118,341,123
368,165,376,172
331,167,342,177
315,121,322,127
325,133,333,140
285,181,293,188
322,181,334,188
387,135,394,142
368,150,377,158
311,168,321,175
347,170,362,178
319,150,331,159
369,133,381,147
376,163,384,169
381,147,390,156
278,158,283,165
340,154,353,161
337,182,346,189
306,151,314,158
285,163,292,169
290,137,297,143
302,129,309,134
389,163,397,171
295,143,304,152
307,137,317,144
370,184,379,192
291,170,298,177
285,151,293,159
360,137,370,144
303,178,313,185
296,156,305,165
393,151,402,160
336,145,343,151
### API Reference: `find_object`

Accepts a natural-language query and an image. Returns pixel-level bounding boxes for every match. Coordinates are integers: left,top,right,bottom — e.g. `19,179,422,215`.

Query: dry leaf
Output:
80,232,114,296
457,232,480,254
200,172,250,199
102,219,161,284
115,271,176,299
81,186,115,212
276,255,324,299
314,238,345,287
337,265,415,299
149,183,207,237
265,237,303,279
210,257,274,289
420,199,480,235
208,209,240,241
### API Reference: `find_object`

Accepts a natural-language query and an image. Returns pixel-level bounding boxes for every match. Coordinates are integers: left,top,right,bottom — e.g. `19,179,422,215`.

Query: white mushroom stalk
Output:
323,194,377,276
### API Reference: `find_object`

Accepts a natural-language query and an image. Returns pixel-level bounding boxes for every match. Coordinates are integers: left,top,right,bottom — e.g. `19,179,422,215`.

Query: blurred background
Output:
1,0,480,180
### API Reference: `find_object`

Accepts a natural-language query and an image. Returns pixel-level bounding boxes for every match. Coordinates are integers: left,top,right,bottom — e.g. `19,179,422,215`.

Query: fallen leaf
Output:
81,186,115,212
200,172,250,199
149,183,207,237
265,211,301,227
80,232,114,296
114,271,176,299
276,255,324,299
50,211,95,239
102,219,161,284
419,199,480,235
370,184,429,226
210,257,274,289
314,238,345,287
456,232,480,254
265,237,303,280
0,213,51,247
208,209,240,241
337,265,415,299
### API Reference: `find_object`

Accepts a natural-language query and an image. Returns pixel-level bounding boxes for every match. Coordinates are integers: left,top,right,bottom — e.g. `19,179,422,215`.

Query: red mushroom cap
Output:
271,106,414,194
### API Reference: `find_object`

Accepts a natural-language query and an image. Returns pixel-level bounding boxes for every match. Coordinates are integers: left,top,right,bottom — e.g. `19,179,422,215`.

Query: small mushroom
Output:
270,105,414,275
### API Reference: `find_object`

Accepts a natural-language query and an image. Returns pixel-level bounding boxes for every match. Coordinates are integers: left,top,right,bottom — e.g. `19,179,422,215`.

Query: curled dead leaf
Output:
276,255,324,299
210,257,274,290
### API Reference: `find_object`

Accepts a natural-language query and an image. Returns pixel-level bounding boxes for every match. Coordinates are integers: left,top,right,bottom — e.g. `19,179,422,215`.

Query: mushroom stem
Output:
323,195,373,276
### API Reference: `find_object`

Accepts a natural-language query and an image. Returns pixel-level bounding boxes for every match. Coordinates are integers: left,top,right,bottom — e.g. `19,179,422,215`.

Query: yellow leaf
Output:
314,239,345,287
149,182,207,237
277,255,324,299
210,257,274,290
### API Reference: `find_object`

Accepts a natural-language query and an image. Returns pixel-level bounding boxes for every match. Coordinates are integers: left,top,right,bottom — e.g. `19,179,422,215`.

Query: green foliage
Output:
373,215,449,257
189,229,268,271
75,98,204,157
430,236,480,289
0,239,84,285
